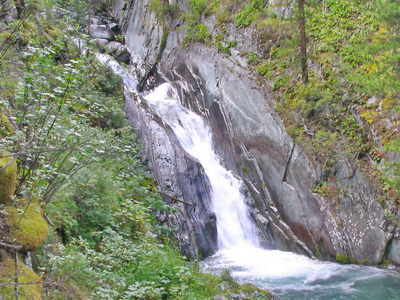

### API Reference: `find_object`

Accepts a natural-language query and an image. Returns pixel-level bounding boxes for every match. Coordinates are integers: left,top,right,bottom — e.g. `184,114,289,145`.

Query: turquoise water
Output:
202,248,400,299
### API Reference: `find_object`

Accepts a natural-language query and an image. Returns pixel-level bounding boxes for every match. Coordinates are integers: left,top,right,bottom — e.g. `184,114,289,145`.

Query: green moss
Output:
0,257,42,299
336,253,360,264
0,113,14,137
336,253,352,264
6,200,49,251
241,165,250,175
0,151,17,205
360,258,370,265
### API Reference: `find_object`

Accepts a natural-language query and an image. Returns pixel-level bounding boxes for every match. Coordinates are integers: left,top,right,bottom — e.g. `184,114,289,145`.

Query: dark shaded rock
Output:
106,41,130,63
386,237,400,265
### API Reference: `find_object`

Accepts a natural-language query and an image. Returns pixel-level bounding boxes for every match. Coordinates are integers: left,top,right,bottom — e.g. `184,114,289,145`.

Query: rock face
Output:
112,0,400,265
123,90,218,258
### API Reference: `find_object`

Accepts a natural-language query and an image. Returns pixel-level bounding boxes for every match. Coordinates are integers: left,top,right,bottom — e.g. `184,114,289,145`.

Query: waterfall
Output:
144,83,259,250
142,83,400,300
98,53,400,299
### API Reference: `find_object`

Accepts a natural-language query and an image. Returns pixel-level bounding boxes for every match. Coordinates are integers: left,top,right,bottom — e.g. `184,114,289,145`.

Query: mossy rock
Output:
240,283,273,299
5,200,49,251
0,113,14,137
336,253,360,264
0,151,17,205
0,257,42,299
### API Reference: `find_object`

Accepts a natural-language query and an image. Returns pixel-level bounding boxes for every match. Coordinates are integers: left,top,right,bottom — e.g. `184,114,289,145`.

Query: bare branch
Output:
0,242,23,251
0,156,17,173
158,190,195,206
0,266,85,286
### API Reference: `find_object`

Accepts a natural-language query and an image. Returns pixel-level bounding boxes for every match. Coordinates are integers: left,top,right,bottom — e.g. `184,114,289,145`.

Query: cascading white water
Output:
144,83,259,250
143,83,400,300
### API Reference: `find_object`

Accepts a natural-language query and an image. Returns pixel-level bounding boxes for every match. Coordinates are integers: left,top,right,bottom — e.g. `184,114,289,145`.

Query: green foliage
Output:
241,165,250,175
336,253,353,264
220,268,238,285
236,6,252,28
247,52,259,65
383,208,397,222
26,0,45,14
0,36,127,208
234,0,268,29
181,0,212,45
183,24,211,45
150,0,180,23
47,129,166,245
189,0,209,15
380,139,400,198
214,32,237,54
247,0,400,196
376,0,400,30
44,230,222,298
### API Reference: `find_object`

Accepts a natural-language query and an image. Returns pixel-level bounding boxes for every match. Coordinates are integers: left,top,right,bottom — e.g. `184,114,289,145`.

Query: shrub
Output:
236,7,252,28
189,0,209,15
183,24,211,45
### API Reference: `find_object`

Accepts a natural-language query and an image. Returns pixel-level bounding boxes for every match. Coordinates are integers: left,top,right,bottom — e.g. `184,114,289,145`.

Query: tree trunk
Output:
298,0,308,84
15,0,25,19
14,251,19,300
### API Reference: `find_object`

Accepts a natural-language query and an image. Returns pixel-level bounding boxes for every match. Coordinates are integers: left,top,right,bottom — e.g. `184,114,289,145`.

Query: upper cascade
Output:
144,83,259,250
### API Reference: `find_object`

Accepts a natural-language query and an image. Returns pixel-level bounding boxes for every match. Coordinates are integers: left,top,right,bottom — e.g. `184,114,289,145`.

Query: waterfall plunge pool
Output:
202,247,400,299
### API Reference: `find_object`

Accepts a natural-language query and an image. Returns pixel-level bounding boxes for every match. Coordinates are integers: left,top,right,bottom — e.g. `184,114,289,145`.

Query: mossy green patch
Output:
241,283,272,298
0,113,14,137
0,257,42,299
6,200,49,251
336,253,360,264
0,151,17,205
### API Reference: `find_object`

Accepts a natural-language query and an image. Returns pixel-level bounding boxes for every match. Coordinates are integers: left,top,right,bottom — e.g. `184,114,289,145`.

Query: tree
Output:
298,0,308,84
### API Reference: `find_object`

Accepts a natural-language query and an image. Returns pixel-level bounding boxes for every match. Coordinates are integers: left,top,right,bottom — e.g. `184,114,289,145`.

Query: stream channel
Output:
100,54,400,299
